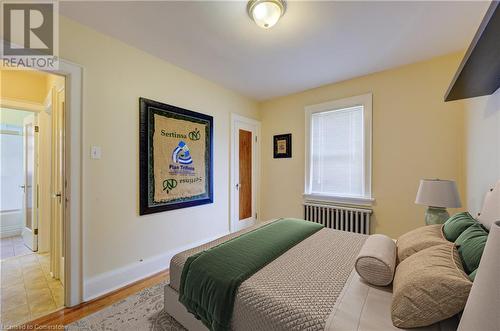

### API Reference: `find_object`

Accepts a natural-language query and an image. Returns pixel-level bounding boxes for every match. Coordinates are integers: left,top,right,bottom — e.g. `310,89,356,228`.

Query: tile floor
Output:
1,237,64,328
0,236,32,259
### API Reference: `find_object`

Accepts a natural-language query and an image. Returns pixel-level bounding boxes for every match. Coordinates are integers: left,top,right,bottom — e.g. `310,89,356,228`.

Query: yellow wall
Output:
58,17,260,284
259,53,465,238
1,14,489,297
0,70,48,104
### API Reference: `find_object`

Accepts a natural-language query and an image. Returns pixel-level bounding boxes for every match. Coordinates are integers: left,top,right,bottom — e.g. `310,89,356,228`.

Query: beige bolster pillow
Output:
355,234,396,286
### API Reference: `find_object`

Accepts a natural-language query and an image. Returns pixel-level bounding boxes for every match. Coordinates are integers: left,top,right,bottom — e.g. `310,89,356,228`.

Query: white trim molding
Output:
43,59,83,307
0,98,45,112
303,193,375,207
304,93,373,205
58,59,83,307
230,113,261,233
0,210,23,238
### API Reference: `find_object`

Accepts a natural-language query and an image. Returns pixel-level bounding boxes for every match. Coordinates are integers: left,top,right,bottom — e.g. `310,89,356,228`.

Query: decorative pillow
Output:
391,243,472,328
355,234,396,286
469,269,477,281
396,224,447,262
455,223,489,274
442,212,477,242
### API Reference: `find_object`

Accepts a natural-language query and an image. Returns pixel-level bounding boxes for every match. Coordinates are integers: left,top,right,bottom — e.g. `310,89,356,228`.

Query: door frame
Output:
1,59,84,307
50,60,83,307
230,114,261,233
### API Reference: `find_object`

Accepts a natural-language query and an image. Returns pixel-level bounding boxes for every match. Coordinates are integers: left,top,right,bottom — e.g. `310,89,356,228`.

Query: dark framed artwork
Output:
273,133,292,158
139,97,213,215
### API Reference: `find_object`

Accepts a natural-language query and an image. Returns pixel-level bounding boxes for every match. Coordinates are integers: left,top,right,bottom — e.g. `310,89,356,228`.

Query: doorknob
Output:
235,183,240,190
52,192,62,203
19,185,26,192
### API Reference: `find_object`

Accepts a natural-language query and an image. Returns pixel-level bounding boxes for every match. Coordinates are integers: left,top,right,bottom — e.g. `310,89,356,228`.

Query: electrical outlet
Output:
91,146,102,160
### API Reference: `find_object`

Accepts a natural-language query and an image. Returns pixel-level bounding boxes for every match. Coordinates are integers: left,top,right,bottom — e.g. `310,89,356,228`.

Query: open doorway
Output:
0,69,66,326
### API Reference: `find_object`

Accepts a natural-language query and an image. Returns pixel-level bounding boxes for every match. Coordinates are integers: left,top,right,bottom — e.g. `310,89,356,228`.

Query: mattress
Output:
325,271,459,331
169,222,367,331
170,220,271,292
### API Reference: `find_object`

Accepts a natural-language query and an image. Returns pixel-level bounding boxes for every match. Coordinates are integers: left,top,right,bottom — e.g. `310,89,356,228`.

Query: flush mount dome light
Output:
247,0,286,29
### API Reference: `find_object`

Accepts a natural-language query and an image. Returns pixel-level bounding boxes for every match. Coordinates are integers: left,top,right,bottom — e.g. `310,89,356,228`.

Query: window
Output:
0,124,24,212
304,93,373,205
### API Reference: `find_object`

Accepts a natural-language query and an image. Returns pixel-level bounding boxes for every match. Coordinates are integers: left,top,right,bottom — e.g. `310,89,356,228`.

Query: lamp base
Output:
425,207,450,225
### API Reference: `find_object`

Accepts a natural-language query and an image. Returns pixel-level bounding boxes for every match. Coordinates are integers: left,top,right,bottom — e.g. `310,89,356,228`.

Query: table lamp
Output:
415,179,461,225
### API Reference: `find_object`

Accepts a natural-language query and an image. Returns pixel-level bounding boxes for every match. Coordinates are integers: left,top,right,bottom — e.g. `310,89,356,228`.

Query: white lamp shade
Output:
415,179,461,208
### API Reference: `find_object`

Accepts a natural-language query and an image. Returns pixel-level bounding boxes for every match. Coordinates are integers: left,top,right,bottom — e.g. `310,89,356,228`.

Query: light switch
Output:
91,146,102,160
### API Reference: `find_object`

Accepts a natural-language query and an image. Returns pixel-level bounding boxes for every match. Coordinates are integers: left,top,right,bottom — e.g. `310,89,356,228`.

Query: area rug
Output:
65,282,186,331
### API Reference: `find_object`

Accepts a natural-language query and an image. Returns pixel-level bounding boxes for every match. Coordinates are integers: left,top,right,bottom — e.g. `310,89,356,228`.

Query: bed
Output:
164,181,500,331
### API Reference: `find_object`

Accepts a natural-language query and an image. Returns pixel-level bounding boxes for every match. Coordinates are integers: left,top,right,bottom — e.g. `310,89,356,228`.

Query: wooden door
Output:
231,115,260,232
239,129,252,220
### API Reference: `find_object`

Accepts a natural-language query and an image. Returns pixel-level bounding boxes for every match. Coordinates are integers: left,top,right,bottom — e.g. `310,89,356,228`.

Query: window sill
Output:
303,193,375,207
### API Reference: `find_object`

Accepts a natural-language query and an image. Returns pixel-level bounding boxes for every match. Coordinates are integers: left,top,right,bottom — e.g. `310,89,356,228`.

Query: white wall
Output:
58,17,260,299
0,109,31,238
0,125,24,211
464,88,500,216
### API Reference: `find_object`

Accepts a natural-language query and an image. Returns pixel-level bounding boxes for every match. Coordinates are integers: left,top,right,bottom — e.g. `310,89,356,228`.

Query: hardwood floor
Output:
14,270,169,330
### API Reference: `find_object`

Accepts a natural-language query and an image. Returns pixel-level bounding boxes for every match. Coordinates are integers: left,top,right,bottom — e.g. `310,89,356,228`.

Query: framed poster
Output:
273,133,292,158
139,98,213,215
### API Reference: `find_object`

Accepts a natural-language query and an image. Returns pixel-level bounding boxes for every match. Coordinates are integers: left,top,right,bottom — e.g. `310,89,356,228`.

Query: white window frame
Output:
304,93,374,206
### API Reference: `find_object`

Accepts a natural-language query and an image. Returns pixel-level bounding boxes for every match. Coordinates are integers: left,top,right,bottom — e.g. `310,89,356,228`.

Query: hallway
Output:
0,237,64,326
0,236,32,259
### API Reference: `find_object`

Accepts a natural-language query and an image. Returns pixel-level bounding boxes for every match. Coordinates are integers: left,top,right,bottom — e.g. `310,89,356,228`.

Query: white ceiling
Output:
60,1,490,101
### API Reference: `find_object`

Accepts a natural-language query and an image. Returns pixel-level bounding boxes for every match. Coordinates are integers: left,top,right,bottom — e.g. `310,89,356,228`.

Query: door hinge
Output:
255,212,258,219
34,125,39,133
34,229,38,235
255,136,258,143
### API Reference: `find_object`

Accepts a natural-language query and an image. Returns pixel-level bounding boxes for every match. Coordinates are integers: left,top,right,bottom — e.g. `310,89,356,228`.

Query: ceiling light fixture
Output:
247,0,286,29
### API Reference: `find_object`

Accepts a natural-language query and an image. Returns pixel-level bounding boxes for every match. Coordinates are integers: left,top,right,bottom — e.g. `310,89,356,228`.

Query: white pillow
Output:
355,234,396,286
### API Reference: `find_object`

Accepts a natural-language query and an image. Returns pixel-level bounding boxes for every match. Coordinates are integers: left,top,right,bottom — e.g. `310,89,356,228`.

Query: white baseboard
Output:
83,232,229,301
0,211,23,239
0,224,23,238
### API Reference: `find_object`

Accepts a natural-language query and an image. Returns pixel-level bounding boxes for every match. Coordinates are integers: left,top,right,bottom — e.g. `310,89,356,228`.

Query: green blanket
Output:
179,218,323,331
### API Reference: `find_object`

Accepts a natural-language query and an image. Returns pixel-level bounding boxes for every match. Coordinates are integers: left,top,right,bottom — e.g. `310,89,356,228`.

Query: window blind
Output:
310,105,364,197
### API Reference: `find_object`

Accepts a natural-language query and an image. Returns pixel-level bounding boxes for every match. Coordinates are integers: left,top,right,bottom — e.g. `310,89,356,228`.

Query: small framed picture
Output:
273,134,292,158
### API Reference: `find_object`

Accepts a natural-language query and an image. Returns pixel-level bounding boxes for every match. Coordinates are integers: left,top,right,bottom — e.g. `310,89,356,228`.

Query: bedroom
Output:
0,1,499,330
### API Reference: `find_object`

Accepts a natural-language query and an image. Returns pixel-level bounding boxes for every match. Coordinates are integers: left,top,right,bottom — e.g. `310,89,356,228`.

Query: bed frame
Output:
164,181,500,331
457,181,500,331
164,285,206,331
